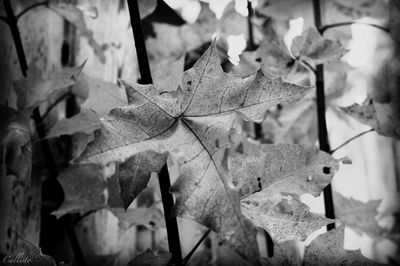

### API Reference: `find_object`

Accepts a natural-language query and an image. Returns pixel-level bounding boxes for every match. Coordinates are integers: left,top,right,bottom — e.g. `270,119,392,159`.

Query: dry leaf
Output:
303,225,385,265
76,41,310,264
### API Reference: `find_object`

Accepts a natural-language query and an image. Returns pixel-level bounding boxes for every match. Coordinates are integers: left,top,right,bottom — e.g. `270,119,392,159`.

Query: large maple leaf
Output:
76,41,310,263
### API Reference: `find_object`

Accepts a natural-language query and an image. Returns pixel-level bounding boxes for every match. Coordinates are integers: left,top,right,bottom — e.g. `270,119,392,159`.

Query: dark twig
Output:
299,59,317,75
16,1,49,19
42,91,72,120
330,129,374,154
126,0,182,263
181,229,211,265
3,0,27,76
247,0,255,50
3,0,86,264
312,0,335,231
320,21,389,34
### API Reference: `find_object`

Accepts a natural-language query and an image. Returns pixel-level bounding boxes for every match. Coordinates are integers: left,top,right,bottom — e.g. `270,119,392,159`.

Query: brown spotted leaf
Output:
241,193,334,243
303,225,386,266
230,142,340,198
76,42,310,264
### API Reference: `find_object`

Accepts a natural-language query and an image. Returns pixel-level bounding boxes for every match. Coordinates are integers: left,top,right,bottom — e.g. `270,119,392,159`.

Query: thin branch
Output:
312,0,336,231
181,229,211,265
42,91,72,120
126,0,182,263
3,0,27,76
299,59,317,75
320,21,389,34
16,1,49,19
247,0,255,50
330,128,374,154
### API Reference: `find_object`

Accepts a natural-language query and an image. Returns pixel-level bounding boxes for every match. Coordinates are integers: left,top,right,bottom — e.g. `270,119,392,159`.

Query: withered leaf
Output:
303,225,386,266
76,41,310,264
6,234,57,266
230,142,340,198
341,99,400,139
241,193,334,244
127,249,172,266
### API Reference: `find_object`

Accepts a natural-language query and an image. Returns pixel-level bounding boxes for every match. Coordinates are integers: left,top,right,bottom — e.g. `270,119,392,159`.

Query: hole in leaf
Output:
323,167,331,174
215,139,220,148
255,57,261,62
148,221,155,227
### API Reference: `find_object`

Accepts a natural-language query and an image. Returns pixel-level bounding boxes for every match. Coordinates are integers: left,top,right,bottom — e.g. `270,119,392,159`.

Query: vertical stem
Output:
312,0,335,231
247,0,255,50
2,0,27,76
2,0,86,264
159,165,182,263
127,0,152,84
126,0,182,262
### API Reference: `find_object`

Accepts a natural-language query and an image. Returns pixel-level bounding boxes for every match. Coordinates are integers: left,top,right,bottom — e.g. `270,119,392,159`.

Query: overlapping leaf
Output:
81,74,128,116
5,234,56,266
230,141,338,243
52,163,165,231
341,99,400,139
47,109,101,139
127,249,172,266
334,192,384,236
235,27,347,90
291,28,348,65
303,225,385,265
230,142,340,198
76,42,310,263
14,64,86,110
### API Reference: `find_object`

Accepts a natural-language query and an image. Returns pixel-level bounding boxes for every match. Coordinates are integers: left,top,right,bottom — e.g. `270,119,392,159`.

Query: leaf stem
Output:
312,0,336,231
181,229,211,265
3,0,86,264
300,59,317,75
15,1,49,20
320,21,389,34
42,91,72,120
126,0,182,263
330,129,374,154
